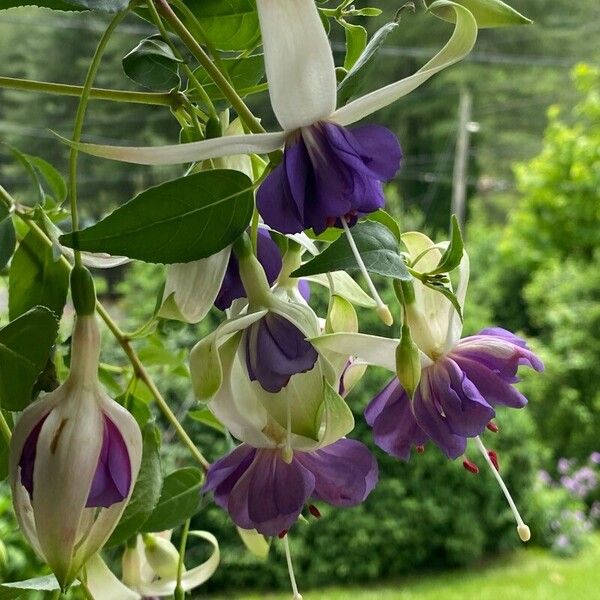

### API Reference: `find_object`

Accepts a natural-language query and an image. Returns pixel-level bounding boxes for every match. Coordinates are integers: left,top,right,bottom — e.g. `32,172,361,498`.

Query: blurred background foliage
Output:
0,0,599,594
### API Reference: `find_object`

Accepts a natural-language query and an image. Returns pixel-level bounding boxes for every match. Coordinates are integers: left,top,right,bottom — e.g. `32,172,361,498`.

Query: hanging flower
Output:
204,438,377,537
84,530,220,599
64,0,477,234
313,232,543,540
9,315,142,588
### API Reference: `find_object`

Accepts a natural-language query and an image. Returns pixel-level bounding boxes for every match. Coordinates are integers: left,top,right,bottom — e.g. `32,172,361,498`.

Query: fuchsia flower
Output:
9,315,142,588
204,439,378,536
314,232,544,541
66,0,477,235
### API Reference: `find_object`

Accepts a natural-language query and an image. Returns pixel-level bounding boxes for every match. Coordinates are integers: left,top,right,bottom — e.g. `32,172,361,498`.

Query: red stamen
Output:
462,459,479,474
415,445,425,454
278,530,288,539
308,504,321,519
488,450,500,471
326,217,337,228
486,421,499,433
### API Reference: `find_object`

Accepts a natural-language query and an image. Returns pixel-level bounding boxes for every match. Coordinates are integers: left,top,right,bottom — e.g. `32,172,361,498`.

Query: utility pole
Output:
451,88,473,230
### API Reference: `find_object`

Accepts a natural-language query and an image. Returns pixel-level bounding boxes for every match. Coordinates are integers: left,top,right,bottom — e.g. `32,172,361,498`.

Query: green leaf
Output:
0,205,16,270
0,307,59,411
0,575,73,599
337,21,399,105
188,407,226,434
424,0,531,27
9,230,69,319
368,209,402,243
142,467,203,532
183,0,260,51
428,215,464,275
60,170,255,264
27,156,67,204
0,0,127,12
122,37,182,91
292,221,411,281
107,424,162,548
191,54,265,100
342,22,368,71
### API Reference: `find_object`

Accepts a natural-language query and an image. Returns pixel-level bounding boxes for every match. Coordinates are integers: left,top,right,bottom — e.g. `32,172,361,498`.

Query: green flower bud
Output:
395,323,422,398
143,533,181,580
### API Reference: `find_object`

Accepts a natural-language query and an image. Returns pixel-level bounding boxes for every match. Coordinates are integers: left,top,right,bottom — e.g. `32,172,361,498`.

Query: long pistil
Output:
282,533,303,600
474,436,530,542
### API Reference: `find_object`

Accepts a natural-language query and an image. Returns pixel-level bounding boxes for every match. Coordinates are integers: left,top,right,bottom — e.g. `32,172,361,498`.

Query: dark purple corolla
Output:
215,229,282,311
244,312,318,393
204,439,378,536
257,122,402,234
19,414,132,509
366,328,544,460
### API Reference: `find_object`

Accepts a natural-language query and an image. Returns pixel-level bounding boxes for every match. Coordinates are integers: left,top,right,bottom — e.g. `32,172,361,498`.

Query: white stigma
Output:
282,534,302,600
340,217,393,326
474,436,530,542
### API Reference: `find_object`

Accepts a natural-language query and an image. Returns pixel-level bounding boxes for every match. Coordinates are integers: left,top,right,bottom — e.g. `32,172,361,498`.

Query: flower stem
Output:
145,0,217,119
175,518,191,598
0,76,174,106
474,436,530,542
4,191,210,472
69,8,132,268
153,0,265,135
340,217,393,326
282,534,302,600
0,411,12,445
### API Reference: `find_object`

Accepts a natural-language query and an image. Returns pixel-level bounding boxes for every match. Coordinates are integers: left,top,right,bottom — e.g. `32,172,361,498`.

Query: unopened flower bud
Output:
143,533,181,580
9,315,142,588
395,323,422,398
326,294,358,334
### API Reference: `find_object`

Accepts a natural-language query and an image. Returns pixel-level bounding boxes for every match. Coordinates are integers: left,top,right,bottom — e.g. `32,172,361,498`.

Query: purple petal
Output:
257,121,402,235
296,439,378,506
257,145,304,234
413,370,467,460
298,279,311,302
209,446,315,536
427,358,495,438
452,355,529,408
18,414,49,498
453,330,544,383
347,124,403,181
244,312,318,393
86,416,132,508
365,378,429,461
215,230,282,311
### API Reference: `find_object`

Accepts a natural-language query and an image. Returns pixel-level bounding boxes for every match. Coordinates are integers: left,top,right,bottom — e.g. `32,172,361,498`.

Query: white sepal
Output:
56,131,286,166
311,332,400,372
159,246,231,323
256,0,337,130
85,554,141,600
331,1,478,125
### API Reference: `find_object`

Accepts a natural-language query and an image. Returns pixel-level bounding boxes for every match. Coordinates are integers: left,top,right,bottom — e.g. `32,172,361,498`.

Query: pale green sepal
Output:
136,531,220,596
236,528,271,560
305,272,377,308
85,555,141,600
425,0,531,28
316,383,355,449
326,294,358,334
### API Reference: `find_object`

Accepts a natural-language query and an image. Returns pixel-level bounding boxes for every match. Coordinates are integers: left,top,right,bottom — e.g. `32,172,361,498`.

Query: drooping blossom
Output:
85,530,220,599
313,231,543,541
204,438,378,536
9,315,142,587
66,0,477,234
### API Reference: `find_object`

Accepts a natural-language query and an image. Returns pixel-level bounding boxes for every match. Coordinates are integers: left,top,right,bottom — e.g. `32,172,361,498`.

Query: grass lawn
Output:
208,534,599,600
